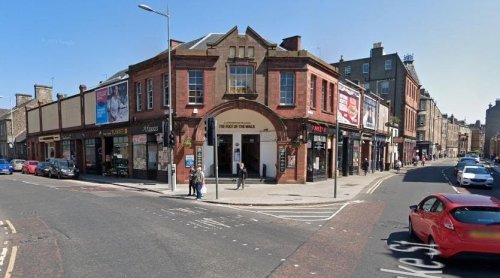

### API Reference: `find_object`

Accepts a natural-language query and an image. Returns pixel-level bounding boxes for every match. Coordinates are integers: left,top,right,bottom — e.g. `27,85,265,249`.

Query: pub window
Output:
322,80,327,111
135,82,142,112
310,75,317,109
147,78,153,110
229,66,254,94
188,70,204,104
279,72,294,105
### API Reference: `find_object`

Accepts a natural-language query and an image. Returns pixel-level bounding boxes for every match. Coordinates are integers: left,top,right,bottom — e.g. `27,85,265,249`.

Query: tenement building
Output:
332,43,420,165
484,99,500,158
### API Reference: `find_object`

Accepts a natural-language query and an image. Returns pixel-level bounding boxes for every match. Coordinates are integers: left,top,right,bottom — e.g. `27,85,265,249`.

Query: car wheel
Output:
57,172,61,179
427,237,439,261
408,219,415,239
49,172,52,178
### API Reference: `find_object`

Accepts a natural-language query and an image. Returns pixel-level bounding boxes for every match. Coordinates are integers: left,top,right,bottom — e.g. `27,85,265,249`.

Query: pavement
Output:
78,158,499,206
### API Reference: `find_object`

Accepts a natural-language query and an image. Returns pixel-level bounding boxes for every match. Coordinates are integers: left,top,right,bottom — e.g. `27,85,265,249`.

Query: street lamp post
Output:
138,4,175,191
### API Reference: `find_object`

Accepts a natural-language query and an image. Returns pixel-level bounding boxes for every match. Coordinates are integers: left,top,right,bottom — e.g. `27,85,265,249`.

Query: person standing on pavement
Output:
236,163,247,190
188,166,196,196
362,158,369,176
193,166,205,200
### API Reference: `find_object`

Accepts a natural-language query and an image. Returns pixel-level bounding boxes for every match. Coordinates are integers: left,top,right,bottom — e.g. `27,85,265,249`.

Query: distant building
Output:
0,85,53,160
416,88,442,159
332,43,420,164
484,99,500,158
469,120,485,156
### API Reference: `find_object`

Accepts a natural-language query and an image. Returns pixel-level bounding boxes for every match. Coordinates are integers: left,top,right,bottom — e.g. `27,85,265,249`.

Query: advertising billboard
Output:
95,81,129,125
363,95,376,130
338,82,360,127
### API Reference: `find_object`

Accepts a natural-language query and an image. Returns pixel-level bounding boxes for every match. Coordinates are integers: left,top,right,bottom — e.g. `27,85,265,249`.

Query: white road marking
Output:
5,221,15,234
0,247,7,266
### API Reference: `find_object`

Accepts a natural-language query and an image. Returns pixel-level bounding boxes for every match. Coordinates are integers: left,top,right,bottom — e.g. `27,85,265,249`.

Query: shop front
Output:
338,129,361,176
61,132,83,171
305,124,336,182
131,121,163,180
38,134,61,161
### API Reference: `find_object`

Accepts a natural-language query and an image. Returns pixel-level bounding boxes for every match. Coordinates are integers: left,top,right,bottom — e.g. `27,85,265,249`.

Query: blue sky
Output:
1,0,498,123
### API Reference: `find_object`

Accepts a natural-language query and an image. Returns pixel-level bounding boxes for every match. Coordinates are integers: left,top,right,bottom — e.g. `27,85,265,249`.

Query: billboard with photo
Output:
363,95,376,130
95,81,129,125
338,82,360,127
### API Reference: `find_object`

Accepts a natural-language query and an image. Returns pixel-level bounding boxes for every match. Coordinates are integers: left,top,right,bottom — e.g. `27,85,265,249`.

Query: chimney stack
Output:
370,42,384,57
280,35,302,51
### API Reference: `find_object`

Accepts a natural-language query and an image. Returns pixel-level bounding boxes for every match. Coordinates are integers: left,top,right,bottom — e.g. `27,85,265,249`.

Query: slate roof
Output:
176,33,226,50
0,108,8,117
405,62,420,85
91,68,128,90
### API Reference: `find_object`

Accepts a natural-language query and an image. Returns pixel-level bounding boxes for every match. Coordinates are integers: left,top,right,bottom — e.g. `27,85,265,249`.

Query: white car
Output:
457,165,494,189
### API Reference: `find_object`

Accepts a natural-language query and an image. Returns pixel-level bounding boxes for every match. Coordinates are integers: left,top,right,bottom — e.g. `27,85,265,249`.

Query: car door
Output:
412,197,438,240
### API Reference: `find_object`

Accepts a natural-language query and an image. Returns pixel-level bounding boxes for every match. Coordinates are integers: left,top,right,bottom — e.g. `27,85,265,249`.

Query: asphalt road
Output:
1,162,499,278
351,160,500,278
0,174,323,278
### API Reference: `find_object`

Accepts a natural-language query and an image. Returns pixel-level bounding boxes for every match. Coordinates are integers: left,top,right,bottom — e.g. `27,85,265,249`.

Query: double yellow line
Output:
2,220,17,278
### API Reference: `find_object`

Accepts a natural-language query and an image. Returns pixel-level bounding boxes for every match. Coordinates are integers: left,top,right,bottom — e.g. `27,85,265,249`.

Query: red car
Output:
21,160,39,174
409,193,500,259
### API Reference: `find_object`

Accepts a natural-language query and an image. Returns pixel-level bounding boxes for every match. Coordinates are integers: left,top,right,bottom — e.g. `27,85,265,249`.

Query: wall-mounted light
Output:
193,108,198,114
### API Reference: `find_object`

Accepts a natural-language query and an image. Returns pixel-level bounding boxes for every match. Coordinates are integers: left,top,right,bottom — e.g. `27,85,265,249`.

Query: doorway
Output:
242,134,260,176
217,134,233,175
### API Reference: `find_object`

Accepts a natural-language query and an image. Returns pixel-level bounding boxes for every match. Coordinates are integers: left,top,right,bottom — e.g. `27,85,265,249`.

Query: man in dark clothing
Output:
236,163,247,190
188,166,196,196
362,158,369,176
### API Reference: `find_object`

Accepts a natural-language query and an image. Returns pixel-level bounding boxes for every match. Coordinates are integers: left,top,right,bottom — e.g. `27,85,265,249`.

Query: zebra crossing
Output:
230,203,352,222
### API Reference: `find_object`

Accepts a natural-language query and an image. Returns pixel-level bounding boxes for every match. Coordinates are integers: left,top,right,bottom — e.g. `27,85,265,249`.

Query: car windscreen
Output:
38,162,47,167
464,167,489,174
0,159,8,164
58,161,74,169
451,207,500,225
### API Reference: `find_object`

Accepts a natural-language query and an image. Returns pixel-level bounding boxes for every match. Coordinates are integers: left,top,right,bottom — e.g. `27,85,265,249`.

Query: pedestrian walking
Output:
193,166,205,200
362,158,369,176
188,166,196,196
421,156,426,166
396,160,402,173
236,163,247,190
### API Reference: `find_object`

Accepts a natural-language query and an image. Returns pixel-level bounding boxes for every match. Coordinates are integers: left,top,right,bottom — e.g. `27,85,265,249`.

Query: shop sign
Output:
131,122,162,134
394,137,404,143
38,134,60,142
185,155,195,168
61,133,82,140
311,125,327,134
132,134,147,144
219,122,255,129
102,127,128,137
279,148,286,173
82,130,99,138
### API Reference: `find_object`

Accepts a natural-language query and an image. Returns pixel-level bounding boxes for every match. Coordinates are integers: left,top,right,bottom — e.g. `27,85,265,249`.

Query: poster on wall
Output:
185,155,195,168
363,96,376,130
338,83,360,127
96,81,129,125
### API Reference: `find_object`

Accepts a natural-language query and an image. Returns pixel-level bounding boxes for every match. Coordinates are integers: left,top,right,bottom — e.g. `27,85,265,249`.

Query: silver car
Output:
457,165,494,188
10,159,25,171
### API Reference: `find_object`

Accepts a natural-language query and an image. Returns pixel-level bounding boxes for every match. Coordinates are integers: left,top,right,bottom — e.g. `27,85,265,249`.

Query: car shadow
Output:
402,166,450,183
385,231,500,275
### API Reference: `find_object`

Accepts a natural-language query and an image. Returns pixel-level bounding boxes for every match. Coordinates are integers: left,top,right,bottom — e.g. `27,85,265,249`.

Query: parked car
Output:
457,165,494,189
453,161,476,176
459,157,477,164
35,161,51,177
409,193,500,259
0,159,13,175
48,159,79,179
10,159,25,171
22,160,39,174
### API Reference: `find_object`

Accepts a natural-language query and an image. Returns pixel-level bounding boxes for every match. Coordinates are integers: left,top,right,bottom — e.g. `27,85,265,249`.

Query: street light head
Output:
138,4,154,12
